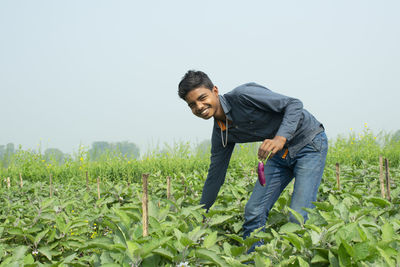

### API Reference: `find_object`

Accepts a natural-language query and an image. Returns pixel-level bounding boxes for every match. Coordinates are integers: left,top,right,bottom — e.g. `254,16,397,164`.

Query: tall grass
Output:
1,128,399,184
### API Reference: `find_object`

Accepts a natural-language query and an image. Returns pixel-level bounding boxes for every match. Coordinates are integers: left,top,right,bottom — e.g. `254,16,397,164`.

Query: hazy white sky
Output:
1,0,399,154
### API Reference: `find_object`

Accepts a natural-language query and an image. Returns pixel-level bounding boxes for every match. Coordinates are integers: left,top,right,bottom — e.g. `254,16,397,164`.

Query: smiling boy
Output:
178,70,328,252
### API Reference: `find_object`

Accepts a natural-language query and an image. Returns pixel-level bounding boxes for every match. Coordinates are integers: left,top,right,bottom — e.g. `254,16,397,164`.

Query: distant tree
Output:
5,143,15,155
89,141,111,160
44,148,65,163
113,141,140,159
89,141,140,160
392,130,400,143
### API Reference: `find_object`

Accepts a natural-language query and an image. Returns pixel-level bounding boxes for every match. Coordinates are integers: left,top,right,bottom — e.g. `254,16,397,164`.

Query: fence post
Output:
19,173,23,188
384,158,391,202
97,177,101,200
142,174,149,237
7,177,10,189
335,163,340,190
379,156,385,198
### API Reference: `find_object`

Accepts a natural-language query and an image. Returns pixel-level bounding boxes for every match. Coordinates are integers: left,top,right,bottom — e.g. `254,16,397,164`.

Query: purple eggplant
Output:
257,161,266,186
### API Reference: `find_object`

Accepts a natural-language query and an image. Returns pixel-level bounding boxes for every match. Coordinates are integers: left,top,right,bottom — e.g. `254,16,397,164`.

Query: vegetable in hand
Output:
257,151,272,187
257,161,266,186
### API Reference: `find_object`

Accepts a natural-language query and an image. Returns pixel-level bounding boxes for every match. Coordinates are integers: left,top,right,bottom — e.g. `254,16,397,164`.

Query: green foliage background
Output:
0,127,399,266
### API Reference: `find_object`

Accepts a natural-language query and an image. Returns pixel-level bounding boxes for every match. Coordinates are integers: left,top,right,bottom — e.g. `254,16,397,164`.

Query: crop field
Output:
0,129,399,266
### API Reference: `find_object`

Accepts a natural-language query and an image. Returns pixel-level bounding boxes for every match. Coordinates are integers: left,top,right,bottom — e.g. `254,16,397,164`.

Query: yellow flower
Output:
80,157,84,161
351,142,354,145
71,210,74,213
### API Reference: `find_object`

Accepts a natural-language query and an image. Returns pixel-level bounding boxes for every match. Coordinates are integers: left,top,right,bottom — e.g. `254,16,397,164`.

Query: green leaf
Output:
23,254,34,265
338,244,351,267
340,238,354,257
180,235,195,247
279,222,302,233
12,246,28,260
366,197,391,208
328,250,339,267
381,222,394,242
223,242,232,256
312,201,333,211
153,248,174,261
203,231,217,249
311,253,328,263
8,227,23,236
195,248,226,266
225,234,245,244
221,256,247,266
38,246,54,261
287,207,304,225
282,233,303,251
34,229,49,246
255,254,271,267
230,246,246,257
188,226,206,242
140,237,171,258
174,228,182,241
208,215,234,226
376,247,395,266
353,242,370,261
304,224,321,233
297,256,309,267
126,240,140,260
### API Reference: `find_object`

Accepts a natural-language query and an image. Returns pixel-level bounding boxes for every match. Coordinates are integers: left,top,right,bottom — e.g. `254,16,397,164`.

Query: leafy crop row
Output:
0,160,399,266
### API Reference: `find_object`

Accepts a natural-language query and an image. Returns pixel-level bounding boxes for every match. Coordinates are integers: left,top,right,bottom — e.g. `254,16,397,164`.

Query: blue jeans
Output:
243,131,328,252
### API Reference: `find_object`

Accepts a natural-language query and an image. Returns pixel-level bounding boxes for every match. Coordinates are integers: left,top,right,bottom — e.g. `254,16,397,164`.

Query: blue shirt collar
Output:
219,95,232,120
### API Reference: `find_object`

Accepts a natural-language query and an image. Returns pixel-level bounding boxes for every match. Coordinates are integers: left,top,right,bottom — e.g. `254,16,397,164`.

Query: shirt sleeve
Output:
239,83,303,142
200,124,235,210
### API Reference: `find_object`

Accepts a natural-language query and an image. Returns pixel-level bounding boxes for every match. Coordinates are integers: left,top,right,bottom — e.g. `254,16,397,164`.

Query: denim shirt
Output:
200,82,324,210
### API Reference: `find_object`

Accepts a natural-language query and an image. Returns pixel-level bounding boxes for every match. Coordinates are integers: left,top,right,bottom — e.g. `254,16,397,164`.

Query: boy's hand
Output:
258,136,287,161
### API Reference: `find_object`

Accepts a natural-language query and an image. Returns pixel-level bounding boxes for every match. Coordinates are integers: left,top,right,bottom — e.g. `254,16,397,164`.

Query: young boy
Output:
178,70,328,251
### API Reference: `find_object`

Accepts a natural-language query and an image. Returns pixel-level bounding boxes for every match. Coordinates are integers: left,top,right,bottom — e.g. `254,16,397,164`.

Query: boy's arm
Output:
240,83,303,142
200,127,235,211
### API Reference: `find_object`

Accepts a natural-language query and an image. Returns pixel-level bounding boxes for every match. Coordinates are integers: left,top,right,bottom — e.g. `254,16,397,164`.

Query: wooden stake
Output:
85,171,89,192
379,156,385,198
49,174,53,198
384,158,391,202
167,176,171,200
7,177,10,189
142,173,149,237
19,173,23,188
335,163,340,190
97,177,101,200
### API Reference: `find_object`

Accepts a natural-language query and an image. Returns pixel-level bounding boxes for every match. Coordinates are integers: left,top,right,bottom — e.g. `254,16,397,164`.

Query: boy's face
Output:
185,86,220,120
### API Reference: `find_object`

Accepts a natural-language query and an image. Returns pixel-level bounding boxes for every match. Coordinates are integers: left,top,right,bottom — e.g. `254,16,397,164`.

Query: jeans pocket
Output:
310,132,325,152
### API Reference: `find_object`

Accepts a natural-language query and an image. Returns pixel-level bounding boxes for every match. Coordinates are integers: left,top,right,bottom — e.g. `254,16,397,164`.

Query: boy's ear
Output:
213,86,219,95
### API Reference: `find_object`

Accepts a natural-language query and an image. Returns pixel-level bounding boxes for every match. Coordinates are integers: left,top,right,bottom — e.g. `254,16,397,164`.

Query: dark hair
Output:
178,70,214,100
